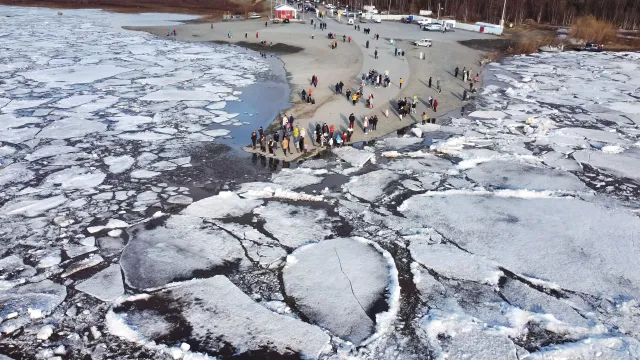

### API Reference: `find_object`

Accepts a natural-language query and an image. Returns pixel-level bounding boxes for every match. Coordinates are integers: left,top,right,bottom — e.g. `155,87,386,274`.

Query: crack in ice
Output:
334,247,368,318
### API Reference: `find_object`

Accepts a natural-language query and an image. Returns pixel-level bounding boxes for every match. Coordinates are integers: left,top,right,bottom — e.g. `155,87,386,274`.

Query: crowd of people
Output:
241,19,487,160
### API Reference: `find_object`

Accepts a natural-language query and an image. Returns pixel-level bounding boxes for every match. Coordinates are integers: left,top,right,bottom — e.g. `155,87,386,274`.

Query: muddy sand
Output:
132,17,496,161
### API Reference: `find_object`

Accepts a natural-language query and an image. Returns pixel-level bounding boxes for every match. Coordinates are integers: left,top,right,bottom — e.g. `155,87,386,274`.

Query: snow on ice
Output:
108,276,331,357
120,215,249,289
283,238,393,344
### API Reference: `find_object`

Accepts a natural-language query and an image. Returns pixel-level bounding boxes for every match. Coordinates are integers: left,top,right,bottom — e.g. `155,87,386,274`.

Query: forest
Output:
1,0,639,29
371,0,640,29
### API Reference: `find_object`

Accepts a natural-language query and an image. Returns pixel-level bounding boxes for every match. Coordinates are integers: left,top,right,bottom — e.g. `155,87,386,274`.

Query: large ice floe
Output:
2,9,640,358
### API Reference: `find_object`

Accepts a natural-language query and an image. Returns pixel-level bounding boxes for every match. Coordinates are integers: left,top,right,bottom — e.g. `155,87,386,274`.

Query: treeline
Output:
0,0,264,14
372,0,640,29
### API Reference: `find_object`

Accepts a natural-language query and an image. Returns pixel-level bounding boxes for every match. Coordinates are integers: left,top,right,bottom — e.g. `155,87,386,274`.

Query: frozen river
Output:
1,5,640,360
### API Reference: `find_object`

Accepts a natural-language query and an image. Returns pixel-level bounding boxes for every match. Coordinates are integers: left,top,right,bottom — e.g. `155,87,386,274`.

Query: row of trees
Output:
4,0,639,29
359,0,640,29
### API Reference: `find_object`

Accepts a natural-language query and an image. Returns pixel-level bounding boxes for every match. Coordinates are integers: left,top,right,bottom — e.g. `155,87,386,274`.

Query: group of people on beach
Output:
243,19,488,160
250,115,310,156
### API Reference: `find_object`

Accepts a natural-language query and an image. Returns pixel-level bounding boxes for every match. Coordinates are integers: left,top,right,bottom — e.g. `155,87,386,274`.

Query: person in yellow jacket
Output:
352,93,358,106
399,77,403,89
282,137,289,156
293,125,300,151
422,112,429,124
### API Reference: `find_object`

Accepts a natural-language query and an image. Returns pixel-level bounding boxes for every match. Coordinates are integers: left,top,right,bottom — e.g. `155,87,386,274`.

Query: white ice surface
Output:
283,238,392,344
333,147,374,168
254,202,334,248
0,195,67,217
343,169,400,202
400,193,640,298
75,264,124,302
182,191,262,219
120,215,248,289
108,276,330,357
43,167,105,189
103,155,135,174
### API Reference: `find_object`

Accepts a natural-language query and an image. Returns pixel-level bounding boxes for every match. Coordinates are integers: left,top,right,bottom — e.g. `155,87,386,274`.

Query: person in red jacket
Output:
433,99,439,112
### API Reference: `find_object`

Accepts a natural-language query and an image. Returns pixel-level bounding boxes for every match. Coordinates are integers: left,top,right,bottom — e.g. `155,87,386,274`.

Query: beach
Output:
129,16,495,160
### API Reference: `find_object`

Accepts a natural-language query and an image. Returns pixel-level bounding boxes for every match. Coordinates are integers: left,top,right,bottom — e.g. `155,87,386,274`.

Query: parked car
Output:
415,39,433,47
585,41,604,52
249,12,261,19
373,16,382,23
423,23,442,31
417,19,431,26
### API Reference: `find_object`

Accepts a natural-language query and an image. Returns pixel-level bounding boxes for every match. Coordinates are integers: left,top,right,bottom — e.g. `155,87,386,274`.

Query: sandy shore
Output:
132,16,494,161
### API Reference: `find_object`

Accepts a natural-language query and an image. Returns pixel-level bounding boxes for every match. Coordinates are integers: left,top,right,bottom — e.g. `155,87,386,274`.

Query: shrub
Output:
510,35,558,55
569,16,617,43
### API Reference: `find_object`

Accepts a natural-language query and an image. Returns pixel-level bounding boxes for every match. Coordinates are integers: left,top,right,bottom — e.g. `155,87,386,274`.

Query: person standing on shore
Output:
374,49,378,59
349,113,355,129
455,66,459,78
298,136,304,152
428,96,433,109
282,115,287,130
245,32,248,39
293,125,300,151
282,137,289,155
273,132,279,149
364,116,369,134
258,126,264,139
352,93,357,105
436,78,441,91
256,32,259,38
422,112,428,124
300,127,306,142
251,130,257,149
260,134,266,152
311,75,315,86
428,76,432,88
433,99,439,112
289,114,295,127
399,77,403,89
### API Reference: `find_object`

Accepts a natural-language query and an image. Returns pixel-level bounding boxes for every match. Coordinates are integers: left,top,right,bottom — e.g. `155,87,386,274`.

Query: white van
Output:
348,18,355,25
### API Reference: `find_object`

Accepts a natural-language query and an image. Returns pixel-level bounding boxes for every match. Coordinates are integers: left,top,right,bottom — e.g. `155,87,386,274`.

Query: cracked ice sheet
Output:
120,215,249,290
182,191,262,219
399,193,640,299
417,306,518,360
19,65,131,85
573,150,640,182
343,169,400,202
409,241,502,285
253,202,334,249
527,337,640,359
270,168,327,189
333,147,374,168
108,276,330,357
0,195,67,217
464,160,588,192
284,238,393,344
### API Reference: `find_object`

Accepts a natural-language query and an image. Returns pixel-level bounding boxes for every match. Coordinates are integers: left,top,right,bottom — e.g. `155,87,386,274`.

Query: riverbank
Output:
132,16,496,161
